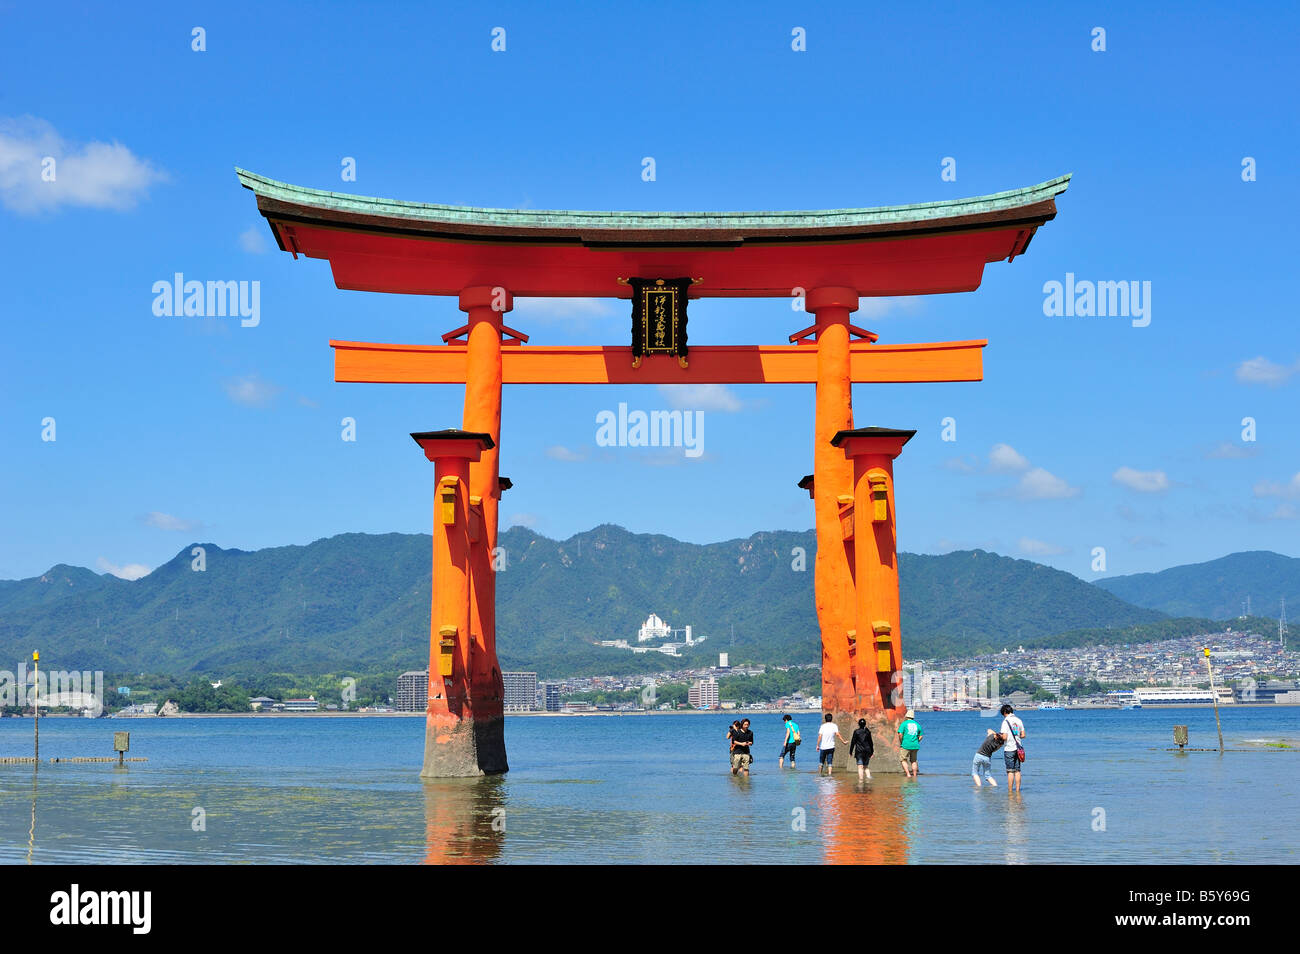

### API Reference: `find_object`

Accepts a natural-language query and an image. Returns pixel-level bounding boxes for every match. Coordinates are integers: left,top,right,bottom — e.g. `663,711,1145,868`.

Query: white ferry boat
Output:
1133,687,1217,706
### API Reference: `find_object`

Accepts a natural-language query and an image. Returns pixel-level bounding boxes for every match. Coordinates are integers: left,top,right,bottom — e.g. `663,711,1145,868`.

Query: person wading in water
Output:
778,713,801,770
849,718,874,781
731,718,754,777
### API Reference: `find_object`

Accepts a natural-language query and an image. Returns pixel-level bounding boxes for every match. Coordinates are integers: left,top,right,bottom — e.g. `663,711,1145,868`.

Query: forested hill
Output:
0,526,1175,677
1093,550,1299,621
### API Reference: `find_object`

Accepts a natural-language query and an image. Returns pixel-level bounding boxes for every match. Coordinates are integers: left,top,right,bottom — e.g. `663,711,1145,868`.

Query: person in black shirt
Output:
972,729,1005,788
726,720,741,766
730,718,754,776
849,718,875,781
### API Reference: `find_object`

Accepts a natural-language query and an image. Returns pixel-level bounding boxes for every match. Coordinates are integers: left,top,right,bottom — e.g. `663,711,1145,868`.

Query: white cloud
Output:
1017,537,1066,557
1126,535,1166,549
1253,472,1300,499
972,443,1080,500
239,225,269,253
634,448,703,467
1113,466,1170,493
1205,442,1256,460
1016,467,1080,500
141,511,202,532
855,297,923,320
942,455,979,473
1235,356,1298,387
96,557,151,581
545,445,587,462
988,443,1031,473
0,116,165,214
222,374,281,407
513,297,618,328
657,383,742,412
1267,503,1299,521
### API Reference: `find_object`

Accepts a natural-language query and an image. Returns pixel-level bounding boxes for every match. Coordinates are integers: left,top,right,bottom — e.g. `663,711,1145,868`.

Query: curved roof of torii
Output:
237,168,1069,299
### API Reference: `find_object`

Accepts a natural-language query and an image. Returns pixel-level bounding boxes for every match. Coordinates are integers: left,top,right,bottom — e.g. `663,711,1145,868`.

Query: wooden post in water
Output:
1203,647,1224,754
31,650,39,761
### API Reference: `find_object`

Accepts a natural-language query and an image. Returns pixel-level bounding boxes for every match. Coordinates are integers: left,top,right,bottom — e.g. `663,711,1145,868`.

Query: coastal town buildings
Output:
396,670,428,713
688,677,719,709
503,671,538,712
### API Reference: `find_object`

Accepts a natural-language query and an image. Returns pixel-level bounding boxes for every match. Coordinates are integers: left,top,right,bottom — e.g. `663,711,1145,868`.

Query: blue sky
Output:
2,2,1297,585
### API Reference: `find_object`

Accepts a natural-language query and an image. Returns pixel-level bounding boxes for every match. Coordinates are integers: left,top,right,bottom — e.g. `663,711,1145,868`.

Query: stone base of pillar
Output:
832,709,905,775
420,715,509,778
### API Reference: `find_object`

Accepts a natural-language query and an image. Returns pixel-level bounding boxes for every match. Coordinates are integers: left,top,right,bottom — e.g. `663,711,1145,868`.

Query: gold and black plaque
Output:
628,277,691,368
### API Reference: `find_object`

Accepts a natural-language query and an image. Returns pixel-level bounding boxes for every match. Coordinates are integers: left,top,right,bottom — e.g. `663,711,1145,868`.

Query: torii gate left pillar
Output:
410,288,514,778
806,287,868,744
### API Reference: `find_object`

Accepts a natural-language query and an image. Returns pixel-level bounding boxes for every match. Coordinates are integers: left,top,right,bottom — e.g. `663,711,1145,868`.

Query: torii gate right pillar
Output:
833,427,916,720
830,426,914,773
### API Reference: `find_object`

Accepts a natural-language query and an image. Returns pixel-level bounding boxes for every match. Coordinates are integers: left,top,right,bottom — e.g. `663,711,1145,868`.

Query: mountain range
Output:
0,527,1292,679
1093,550,1298,620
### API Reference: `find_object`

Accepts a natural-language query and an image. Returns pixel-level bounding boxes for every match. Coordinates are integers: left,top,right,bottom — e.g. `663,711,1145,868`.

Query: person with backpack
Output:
849,718,874,781
778,713,801,769
999,704,1027,792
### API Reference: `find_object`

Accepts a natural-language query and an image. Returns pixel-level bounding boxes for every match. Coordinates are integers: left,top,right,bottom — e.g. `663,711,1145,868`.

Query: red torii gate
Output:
239,169,1068,776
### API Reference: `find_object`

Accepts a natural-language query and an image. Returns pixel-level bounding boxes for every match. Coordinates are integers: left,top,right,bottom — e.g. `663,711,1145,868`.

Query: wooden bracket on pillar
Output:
438,476,458,526
872,622,893,673
789,323,879,346
468,495,484,543
441,323,530,346
837,494,855,540
438,625,457,676
868,473,890,522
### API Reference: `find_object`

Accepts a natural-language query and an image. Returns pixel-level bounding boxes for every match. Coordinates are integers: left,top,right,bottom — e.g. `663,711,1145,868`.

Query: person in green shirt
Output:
897,709,923,778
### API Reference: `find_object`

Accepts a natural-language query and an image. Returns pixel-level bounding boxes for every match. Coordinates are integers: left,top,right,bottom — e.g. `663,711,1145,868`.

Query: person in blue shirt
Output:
778,713,801,769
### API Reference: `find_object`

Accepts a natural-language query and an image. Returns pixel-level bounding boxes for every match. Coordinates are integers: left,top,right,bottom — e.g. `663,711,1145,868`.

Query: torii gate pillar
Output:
833,427,916,761
807,287,861,733
458,286,510,773
411,430,508,777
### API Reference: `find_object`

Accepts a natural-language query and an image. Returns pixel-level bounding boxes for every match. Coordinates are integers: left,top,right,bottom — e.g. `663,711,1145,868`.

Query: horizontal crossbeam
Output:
331,340,986,385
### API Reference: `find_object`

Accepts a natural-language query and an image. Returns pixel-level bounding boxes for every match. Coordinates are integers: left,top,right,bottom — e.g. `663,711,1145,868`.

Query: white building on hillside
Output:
638,613,672,643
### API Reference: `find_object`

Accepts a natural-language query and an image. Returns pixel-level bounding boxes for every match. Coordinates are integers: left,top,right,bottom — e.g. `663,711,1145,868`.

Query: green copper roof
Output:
236,168,1070,232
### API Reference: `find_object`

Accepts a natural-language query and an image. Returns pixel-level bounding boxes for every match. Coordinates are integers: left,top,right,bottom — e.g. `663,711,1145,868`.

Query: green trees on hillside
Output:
175,678,250,713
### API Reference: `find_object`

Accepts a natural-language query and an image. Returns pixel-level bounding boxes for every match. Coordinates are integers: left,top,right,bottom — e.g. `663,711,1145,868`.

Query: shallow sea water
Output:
1,708,1296,864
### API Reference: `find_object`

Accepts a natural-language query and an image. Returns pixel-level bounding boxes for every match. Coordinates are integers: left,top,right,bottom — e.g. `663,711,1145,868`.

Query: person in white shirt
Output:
999,704,1026,792
815,712,848,775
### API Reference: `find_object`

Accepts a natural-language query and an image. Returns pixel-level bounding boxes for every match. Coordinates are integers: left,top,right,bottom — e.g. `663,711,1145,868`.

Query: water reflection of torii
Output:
238,169,1069,778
